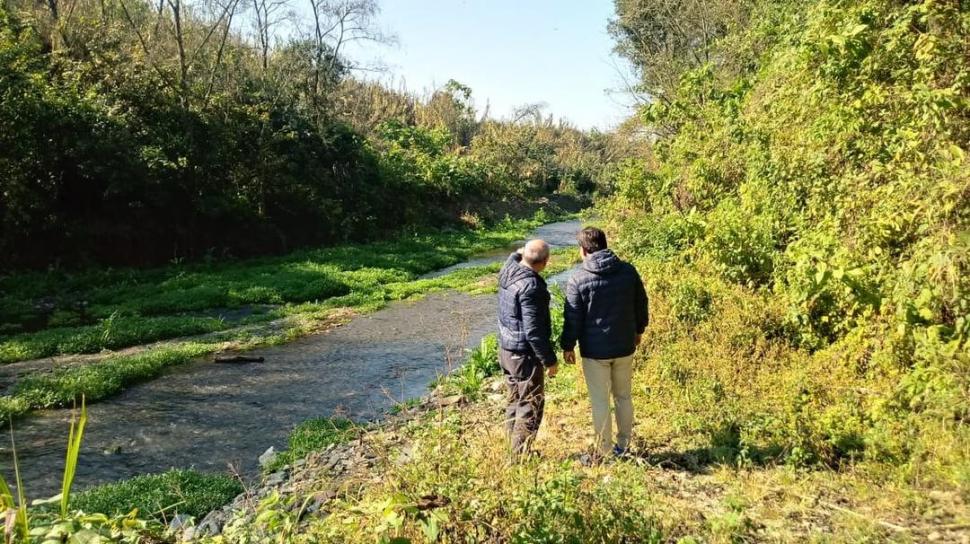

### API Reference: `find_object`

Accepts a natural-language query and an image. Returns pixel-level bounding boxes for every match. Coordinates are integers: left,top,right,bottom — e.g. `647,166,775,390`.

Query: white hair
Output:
522,239,550,265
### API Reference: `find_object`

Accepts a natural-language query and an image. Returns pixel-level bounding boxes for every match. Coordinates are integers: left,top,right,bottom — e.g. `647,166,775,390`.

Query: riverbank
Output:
184,361,969,542
1,216,584,500
12,234,968,542
188,308,969,544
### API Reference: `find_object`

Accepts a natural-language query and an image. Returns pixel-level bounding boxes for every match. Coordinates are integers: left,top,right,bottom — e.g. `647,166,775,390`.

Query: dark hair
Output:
577,227,607,253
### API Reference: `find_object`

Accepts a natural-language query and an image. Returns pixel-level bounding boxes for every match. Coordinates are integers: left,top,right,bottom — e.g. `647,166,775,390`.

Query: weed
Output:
267,418,357,472
70,469,242,521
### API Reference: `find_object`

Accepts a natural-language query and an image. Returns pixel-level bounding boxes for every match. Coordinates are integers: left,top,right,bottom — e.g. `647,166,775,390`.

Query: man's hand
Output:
547,364,559,378
634,334,643,347
562,350,576,365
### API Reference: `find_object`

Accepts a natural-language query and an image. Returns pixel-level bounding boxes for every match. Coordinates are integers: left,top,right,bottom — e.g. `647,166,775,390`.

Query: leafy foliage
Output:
435,334,500,399
70,469,242,520
602,0,969,491
267,417,357,471
0,0,595,271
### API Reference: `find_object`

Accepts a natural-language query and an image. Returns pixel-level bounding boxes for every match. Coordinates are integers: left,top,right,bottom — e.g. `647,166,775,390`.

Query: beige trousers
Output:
582,355,634,455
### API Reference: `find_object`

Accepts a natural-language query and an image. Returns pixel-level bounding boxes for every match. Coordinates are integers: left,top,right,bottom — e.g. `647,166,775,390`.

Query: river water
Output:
1,220,582,497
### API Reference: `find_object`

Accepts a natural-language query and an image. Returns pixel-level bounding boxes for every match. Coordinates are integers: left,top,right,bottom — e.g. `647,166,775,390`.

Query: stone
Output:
306,490,337,514
395,445,413,466
258,446,278,469
231,492,249,508
291,458,307,468
195,510,227,537
264,470,286,486
324,452,343,471
168,514,192,532
438,394,464,407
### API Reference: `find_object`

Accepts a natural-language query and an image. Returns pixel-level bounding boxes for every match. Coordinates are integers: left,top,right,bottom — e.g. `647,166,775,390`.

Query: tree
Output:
305,0,389,116
117,0,242,107
609,0,751,103
251,0,287,70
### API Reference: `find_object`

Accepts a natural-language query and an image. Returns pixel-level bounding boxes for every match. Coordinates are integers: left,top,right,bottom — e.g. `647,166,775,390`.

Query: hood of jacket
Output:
582,248,621,275
499,253,539,289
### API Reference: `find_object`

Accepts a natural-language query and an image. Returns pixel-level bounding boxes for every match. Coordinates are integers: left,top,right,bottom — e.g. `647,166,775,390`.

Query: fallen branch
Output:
214,356,265,364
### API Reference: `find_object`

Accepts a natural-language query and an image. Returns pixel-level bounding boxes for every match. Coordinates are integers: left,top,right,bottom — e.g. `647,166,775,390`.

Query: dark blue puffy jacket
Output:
560,249,648,359
497,253,556,366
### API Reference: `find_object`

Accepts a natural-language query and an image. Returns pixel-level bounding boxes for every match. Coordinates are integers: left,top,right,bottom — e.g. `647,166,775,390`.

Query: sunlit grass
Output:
0,214,579,422
0,213,567,365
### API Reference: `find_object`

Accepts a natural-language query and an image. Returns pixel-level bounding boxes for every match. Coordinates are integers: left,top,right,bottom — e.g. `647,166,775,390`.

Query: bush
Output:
436,334,500,399
669,278,714,325
600,0,969,488
699,198,776,288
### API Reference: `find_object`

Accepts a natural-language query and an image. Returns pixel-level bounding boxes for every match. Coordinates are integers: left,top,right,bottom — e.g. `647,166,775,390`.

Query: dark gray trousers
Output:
499,348,545,454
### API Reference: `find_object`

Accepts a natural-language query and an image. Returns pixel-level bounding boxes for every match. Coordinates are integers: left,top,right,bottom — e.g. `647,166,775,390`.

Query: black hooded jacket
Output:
560,249,649,359
497,253,557,366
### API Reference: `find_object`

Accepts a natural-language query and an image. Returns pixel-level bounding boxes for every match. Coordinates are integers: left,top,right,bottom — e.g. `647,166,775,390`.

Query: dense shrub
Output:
0,2,602,271
605,0,969,487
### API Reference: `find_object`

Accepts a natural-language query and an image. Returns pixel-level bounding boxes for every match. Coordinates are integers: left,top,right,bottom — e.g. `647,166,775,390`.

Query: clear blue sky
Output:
345,0,635,130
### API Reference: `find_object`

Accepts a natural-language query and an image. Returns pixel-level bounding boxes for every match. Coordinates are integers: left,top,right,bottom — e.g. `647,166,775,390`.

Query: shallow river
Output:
1,220,582,497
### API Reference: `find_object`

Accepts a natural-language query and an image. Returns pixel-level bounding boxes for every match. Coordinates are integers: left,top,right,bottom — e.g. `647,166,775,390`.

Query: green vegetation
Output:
1,342,215,418
1,0,966,539
433,335,500,399
218,313,967,542
603,0,969,484
71,470,242,520
0,397,235,542
211,0,968,541
0,0,618,271
267,417,357,472
0,316,229,364
0,213,578,422
0,212,561,362
0,400,166,543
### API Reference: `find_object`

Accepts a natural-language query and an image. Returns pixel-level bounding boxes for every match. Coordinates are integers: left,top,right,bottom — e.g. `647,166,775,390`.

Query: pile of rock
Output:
181,382,493,541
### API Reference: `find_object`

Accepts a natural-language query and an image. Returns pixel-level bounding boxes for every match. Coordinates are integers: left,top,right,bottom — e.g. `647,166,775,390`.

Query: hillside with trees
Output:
605,0,968,476
0,0,966,542
0,0,621,269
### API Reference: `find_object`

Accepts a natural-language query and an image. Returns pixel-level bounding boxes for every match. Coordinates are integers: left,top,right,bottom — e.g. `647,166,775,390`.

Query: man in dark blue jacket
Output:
561,227,648,457
497,239,558,455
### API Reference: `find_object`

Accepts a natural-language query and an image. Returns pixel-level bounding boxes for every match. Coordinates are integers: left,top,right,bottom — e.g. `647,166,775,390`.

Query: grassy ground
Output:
210,280,969,543
0,211,580,422
0,213,561,364
70,470,243,521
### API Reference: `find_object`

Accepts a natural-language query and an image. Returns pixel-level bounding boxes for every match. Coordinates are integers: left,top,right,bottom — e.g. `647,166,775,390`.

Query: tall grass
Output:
60,399,87,518
0,398,87,543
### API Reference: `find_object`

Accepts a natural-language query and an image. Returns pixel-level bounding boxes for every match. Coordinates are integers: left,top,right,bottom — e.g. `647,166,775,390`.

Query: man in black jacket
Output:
497,239,558,455
561,227,648,457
